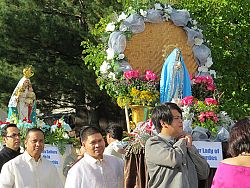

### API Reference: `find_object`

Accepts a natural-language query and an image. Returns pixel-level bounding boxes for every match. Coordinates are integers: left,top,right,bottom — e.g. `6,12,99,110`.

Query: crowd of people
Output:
0,103,249,188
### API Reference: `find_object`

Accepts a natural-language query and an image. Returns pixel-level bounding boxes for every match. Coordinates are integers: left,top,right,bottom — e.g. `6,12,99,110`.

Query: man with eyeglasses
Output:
0,128,63,188
0,124,21,172
145,103,210,188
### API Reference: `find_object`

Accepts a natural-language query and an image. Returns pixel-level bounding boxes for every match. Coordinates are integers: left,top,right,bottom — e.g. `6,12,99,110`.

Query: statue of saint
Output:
7,66,36,123
160,48,192,104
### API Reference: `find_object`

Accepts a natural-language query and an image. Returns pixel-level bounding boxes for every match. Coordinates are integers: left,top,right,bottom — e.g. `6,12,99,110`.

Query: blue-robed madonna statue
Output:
160,48,191,103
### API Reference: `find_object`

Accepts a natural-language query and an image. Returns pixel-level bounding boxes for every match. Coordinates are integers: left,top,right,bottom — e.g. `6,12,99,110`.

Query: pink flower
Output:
199,113,206,122
189,74,193,80
205,111,215,118
194,76,203,83
205,98,218,105
213,115,219,123
145,70,158,81
205,76,214,85
181,96,194,106
207,84,216,91
124,70,140,80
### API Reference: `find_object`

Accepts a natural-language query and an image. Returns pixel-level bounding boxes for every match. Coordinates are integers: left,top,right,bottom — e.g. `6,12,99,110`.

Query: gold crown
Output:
23,65,34,78
162,44,178,59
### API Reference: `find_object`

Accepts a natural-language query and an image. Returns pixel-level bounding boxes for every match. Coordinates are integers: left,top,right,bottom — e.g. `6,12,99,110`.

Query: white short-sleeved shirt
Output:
0,151,63,188
65,153,124,188
104,141,124,159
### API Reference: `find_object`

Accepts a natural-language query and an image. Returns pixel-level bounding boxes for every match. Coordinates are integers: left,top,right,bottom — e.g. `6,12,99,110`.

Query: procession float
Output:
82,2,234,188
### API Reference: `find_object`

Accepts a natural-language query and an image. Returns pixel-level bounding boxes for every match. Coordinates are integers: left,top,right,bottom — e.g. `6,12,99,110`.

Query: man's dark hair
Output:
151,102,182,133
1,124,18,137
80,126,102,143
228,117,250,157
106,123,123,141
26,128,45,140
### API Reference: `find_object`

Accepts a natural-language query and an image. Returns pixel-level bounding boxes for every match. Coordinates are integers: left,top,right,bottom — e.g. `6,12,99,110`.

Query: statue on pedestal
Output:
7,66,36,123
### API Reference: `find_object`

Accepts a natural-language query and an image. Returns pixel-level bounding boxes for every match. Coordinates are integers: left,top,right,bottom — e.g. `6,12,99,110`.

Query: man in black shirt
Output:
0,124,21,172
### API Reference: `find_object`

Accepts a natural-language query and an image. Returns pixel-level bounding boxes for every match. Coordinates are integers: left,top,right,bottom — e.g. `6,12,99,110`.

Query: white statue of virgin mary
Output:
7,66,36,123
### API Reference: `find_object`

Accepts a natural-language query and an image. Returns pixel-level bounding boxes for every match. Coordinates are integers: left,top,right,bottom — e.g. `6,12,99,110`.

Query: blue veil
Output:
160,48,192,103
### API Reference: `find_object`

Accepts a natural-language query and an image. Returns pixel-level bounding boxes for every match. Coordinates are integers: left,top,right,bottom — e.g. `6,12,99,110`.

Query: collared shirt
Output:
104,140,124,159
0,151,63,188
0,146,21,172
65,153,124,188
145,134,210,188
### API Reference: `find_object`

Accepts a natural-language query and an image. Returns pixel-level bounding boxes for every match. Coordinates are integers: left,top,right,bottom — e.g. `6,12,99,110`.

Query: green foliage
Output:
117,0,180,10
81,41,106,76
45,128,79,155
177,0,250,119
0,0,115,113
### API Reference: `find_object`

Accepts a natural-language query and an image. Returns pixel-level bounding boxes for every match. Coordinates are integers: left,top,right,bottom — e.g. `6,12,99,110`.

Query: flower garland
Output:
101,3,216,80
93,3,218,109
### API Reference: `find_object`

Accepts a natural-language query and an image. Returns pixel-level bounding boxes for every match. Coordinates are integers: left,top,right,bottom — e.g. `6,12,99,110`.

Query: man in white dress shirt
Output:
0,128,63,188
104,123,125,159
65,126,124,188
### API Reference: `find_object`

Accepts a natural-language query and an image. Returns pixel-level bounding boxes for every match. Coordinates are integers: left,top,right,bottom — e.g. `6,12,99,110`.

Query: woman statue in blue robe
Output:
160,48,192,103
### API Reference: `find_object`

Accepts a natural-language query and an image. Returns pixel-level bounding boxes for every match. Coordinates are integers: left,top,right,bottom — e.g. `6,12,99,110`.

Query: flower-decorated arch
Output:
102,3,216,79
83,2,234,136
91,3,217,112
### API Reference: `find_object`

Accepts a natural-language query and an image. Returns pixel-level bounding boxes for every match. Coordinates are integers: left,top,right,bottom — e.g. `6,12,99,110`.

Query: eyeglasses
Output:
6,133,21,138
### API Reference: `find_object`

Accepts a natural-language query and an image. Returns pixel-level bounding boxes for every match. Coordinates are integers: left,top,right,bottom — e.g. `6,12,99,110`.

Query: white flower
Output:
106,48,115,60
100,61,111,74
198,66,208,72
206,57,213,68
191,25,198,30
209,70,217,78
50,125,58,133
194,37,204,45
192,19,198,25
63,132,69,139
154,3,163,10
118,53,125,59
105,22,115,32
108,72,116,80
140,9,147,17
198,28,203,33
118,12,127,22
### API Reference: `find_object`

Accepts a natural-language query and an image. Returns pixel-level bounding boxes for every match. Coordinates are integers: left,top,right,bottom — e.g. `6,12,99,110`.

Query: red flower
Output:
205,98,218,105
0,121,10,125
54,120,62,128
23,117,27,121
